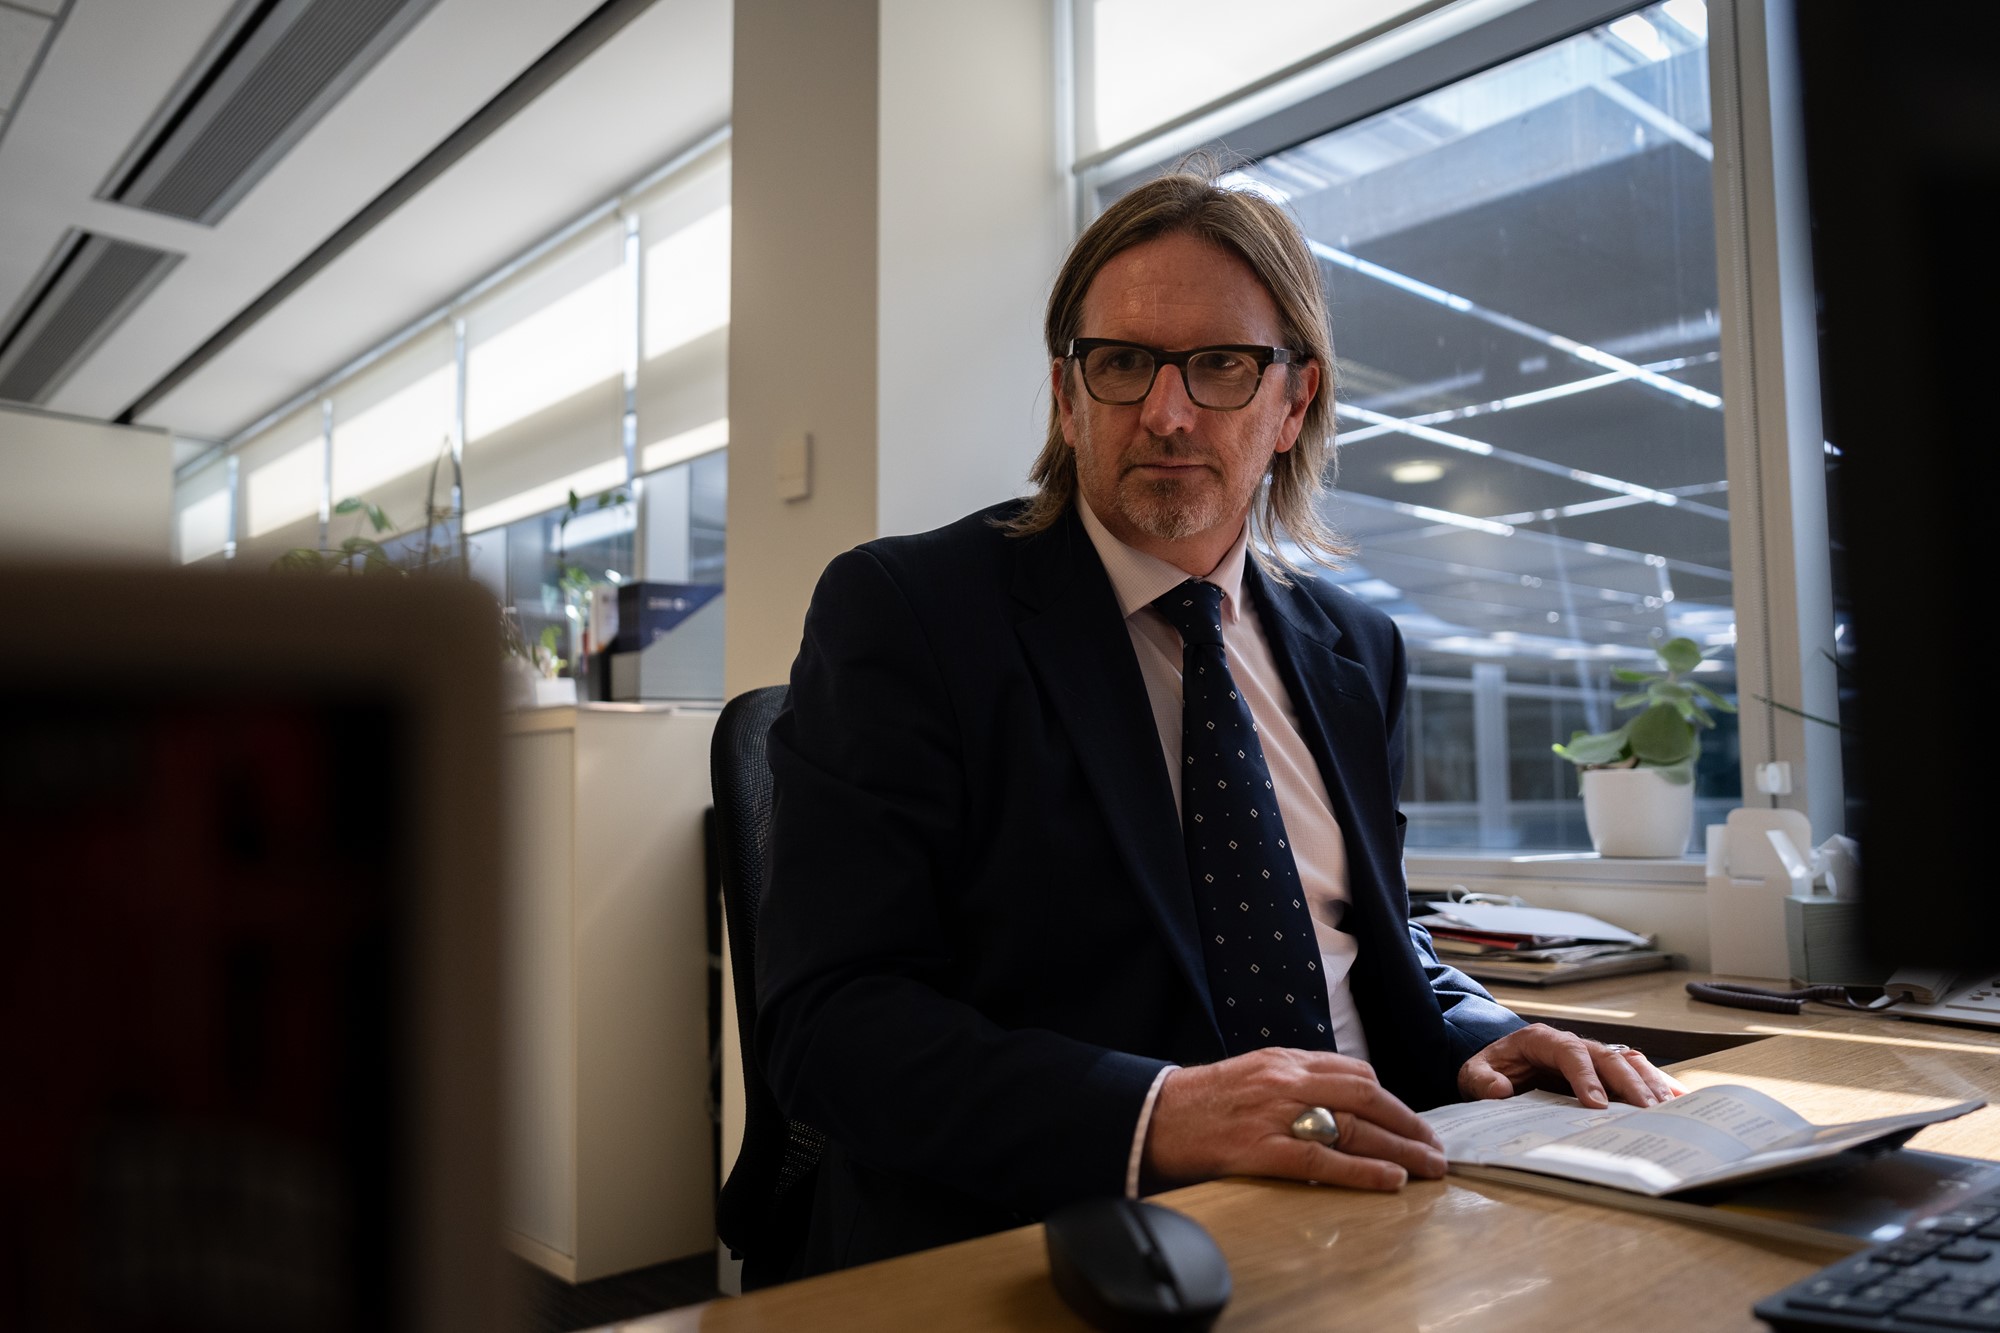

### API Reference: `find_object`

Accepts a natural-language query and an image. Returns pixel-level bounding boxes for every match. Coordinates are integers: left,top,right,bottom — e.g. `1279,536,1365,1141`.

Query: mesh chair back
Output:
710,685,824,1282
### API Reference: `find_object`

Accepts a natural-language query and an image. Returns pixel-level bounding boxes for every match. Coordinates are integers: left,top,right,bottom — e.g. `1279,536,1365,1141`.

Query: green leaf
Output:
567,489,582,516
1688,681,1737,713
1610,667,1654,684
1553,725,1632,767
1657,637,1702,674
1627,702,1695,764
366,503,393,533
334,497,364,515
1613,690,1650,710
272,548,327,574
1650,758,1696,786
1649,682,1691,702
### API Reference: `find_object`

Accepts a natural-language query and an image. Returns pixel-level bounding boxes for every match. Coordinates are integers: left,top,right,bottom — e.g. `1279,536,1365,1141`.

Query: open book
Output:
1420,1085,1985,1197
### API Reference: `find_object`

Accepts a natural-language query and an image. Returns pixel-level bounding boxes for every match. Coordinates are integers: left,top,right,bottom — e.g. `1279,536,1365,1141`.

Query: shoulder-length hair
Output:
1000,163,1351,578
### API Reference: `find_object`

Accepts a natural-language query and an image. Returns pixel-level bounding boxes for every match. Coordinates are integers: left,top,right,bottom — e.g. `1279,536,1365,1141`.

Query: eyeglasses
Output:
1067,338,1302,411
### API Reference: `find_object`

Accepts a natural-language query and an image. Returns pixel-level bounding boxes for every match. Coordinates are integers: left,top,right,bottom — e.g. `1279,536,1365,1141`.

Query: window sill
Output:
1406,850,1708,891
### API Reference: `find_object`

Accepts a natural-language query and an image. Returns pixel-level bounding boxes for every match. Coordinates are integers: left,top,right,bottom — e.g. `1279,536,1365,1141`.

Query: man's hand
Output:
1457,1024,1687,1108
1143,1048,1446,1191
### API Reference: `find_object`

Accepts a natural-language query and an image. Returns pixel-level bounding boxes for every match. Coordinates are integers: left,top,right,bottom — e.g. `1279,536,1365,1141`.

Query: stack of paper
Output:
1419,902,1670,985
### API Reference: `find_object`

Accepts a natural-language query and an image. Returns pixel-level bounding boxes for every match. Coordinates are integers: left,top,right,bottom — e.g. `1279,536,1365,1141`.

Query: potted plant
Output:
1554,636,1736,857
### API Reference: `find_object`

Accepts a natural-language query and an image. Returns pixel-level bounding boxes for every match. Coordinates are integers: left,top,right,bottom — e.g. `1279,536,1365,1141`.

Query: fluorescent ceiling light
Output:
1399,501,1514,537
246,437,322,536
1660,0,1707,41
642,416,728,473
467,268,625,441
1608,14,1670,62
179,490,230,563
464,457,630,535
1217,170,1290,203
645,207,731,359
1389,460,1444,484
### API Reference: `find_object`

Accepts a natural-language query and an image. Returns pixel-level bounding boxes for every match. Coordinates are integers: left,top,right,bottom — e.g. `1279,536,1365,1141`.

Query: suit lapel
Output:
1012,512,1220,1036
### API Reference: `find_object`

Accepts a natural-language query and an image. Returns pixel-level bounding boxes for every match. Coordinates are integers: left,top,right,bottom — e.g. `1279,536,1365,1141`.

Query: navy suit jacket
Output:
756,500,1523,1277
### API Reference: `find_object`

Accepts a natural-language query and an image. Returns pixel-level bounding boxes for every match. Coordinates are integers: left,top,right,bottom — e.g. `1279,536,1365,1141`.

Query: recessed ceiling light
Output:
1390,460,1445,484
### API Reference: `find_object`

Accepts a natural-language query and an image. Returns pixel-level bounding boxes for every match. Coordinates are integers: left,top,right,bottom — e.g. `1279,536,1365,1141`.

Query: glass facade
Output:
1096,1,1739,851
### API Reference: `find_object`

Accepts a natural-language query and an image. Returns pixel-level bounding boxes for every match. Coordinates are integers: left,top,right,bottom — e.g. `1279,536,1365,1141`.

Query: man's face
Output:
1053,231,1319,573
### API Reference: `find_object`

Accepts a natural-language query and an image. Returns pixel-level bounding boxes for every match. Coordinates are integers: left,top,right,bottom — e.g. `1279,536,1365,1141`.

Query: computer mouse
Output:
1043,1196,1231,1332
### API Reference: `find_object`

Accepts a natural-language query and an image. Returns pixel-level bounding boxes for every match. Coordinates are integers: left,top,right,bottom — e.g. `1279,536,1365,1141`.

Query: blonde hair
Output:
1001,163,1351,577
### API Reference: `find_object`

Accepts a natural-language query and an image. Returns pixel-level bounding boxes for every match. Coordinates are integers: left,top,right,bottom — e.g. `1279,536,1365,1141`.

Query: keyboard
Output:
1756,1182,2000,1330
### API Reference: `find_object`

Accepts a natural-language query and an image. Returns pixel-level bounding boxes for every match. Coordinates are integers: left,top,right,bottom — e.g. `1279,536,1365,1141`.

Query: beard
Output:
1117,470,1224,541
1111,438,1229,542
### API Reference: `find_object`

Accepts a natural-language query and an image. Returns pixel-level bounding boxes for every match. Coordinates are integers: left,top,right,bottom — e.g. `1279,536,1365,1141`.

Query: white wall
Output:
719,0,1066,1251
726,0,1066,698
726,0,882,698
877,0,1067,538
0,405,174,560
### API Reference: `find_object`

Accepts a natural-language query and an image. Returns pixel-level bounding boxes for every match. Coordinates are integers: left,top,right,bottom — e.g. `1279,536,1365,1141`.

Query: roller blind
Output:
329,326,457,543
463,219,628,532
635,147,729,473
235,404,324,568
174,453,231,565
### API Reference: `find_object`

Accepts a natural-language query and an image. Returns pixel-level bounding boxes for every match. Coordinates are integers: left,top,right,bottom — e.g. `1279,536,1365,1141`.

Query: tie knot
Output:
1153,579,1226,648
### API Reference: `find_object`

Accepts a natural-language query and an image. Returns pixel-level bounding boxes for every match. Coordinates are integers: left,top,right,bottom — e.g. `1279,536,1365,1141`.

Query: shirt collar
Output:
1076,494,1250,625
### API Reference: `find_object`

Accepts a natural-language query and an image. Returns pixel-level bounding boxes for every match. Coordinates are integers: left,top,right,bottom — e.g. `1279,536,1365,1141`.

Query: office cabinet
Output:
502,703,718,1282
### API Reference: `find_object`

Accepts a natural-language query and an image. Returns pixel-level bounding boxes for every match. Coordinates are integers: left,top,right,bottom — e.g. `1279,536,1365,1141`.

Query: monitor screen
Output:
1794,2,2000,971
0,572,504,1333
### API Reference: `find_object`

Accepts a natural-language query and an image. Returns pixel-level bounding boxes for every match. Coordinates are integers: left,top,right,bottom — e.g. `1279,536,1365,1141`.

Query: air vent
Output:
99,0,440,225
0,231,180,406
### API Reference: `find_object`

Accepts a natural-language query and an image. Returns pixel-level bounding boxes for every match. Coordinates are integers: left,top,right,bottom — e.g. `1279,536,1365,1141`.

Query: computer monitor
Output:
0,569,506,1332
1793,3,2000,972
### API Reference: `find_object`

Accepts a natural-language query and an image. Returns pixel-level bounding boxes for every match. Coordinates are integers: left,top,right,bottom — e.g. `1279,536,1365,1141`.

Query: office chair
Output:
709,684,825,1288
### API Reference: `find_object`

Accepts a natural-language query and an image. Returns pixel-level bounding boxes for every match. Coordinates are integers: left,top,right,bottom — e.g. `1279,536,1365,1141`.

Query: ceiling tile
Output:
0,6,52,111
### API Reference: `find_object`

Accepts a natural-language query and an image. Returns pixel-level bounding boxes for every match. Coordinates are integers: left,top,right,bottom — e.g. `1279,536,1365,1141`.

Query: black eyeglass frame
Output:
1066,337,1304,410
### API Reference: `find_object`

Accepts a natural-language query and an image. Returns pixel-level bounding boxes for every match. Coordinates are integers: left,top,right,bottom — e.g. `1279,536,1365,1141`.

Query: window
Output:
1077,0,1436,154
174,453,232,564
177,134,732,697
1083,1,1757,853
462,222,629,534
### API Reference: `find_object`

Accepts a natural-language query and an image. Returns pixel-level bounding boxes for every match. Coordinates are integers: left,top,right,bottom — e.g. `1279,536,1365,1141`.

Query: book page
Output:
1508,1087,1814,1194
1422,1086,1817,1195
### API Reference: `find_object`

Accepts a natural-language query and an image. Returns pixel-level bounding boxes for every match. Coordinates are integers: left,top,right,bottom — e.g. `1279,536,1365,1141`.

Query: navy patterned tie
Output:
1152,579,1333,1055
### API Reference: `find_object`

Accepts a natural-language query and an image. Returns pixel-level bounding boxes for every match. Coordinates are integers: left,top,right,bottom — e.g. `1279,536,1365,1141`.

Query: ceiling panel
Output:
20,0,601,424
0,0,728,443
135,0,730,441
0,5,51,111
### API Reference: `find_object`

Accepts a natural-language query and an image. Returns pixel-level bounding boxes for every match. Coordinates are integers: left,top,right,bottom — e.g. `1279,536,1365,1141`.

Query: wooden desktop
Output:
613,972,2000,1332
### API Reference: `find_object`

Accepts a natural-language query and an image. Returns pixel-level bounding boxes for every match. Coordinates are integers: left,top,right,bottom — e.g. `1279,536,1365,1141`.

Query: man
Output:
755,168,1680,1281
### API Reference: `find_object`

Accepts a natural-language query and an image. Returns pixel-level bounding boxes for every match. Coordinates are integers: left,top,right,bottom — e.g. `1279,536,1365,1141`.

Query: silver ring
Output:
1604,1043,1633,1055
1291,1106,1340,1147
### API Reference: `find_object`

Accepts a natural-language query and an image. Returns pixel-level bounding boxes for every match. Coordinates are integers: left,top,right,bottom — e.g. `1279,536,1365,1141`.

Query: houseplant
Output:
1554,636,1736,857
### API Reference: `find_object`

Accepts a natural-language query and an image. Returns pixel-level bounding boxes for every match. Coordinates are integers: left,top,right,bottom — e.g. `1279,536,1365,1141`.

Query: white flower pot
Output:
1581,766,1694,858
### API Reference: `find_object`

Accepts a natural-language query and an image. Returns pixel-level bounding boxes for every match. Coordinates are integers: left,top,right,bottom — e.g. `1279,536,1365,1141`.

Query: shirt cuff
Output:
1126,1064,1179,1198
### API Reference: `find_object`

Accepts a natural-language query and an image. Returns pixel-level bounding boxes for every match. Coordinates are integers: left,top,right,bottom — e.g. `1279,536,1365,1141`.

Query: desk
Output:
615,973,2000,1332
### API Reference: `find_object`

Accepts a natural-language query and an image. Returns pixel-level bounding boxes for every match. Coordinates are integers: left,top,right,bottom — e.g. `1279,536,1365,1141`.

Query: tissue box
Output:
1785,895,1890,987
